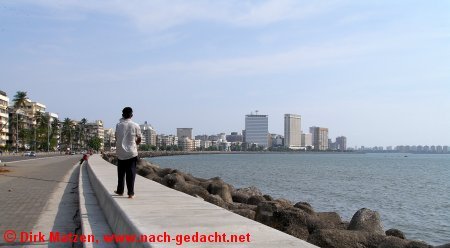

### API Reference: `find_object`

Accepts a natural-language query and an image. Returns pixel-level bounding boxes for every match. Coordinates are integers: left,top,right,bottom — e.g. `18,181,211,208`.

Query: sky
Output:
1,0,449,147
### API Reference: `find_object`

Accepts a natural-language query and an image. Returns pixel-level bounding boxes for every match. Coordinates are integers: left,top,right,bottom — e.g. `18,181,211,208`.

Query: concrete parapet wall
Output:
86,154,318,248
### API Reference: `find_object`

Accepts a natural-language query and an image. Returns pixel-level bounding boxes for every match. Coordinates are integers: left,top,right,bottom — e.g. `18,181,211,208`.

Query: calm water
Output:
147,153,450,245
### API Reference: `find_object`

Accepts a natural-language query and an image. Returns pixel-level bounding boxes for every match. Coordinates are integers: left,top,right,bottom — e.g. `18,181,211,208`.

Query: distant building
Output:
335,136,347,151
140,121,157,146
301,133,312,148
269,134,283,147
103,128,115,151
200,140,212,149
443,146,448,153
310,126,329,151
245,113,269,148
284,114,301,150
195,134,208,141
86,120,104,150
179,137,194,151
177,128,192,139
226,132,243,143
157,134,178,147
0,91,9,148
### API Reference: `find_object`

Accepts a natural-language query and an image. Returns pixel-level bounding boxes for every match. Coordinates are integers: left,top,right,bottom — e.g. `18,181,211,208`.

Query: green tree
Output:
139,144,151,151
11,91,28,150
61,118,74,151
88,136,102,151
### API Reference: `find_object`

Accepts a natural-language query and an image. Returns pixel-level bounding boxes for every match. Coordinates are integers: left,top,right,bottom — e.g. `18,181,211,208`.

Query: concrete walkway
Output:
87,155,318,248
0,156,82,247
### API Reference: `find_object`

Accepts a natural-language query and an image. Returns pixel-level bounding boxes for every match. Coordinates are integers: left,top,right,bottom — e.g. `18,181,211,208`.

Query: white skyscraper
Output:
244,113,268,148
284,114,301,149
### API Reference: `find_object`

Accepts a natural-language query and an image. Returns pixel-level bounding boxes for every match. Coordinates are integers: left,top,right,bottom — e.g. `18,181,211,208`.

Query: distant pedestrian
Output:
114,107,142,199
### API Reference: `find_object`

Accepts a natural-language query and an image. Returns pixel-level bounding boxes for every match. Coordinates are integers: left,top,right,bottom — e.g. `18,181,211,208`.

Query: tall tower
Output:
284,114,301,149
177,128,193,139
310,126,329,151
245,113,268,148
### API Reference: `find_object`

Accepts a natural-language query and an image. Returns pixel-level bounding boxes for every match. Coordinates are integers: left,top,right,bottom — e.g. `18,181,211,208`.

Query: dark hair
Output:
122,107,133,119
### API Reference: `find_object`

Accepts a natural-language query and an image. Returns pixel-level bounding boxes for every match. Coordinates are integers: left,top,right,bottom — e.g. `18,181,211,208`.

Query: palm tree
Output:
12,91,28,151
79,118,87,150
61,118,74,152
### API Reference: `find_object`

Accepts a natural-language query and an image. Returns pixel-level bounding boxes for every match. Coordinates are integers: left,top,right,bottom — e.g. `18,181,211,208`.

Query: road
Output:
0,153,67,163
0,155,82,247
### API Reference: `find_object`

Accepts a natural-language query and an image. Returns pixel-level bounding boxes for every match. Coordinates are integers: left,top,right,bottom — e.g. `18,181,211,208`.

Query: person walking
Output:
114,107,142,199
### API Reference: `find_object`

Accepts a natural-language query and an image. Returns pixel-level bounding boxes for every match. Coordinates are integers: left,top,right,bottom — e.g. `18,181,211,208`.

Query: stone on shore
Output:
386,228,406,239
348,208,385,235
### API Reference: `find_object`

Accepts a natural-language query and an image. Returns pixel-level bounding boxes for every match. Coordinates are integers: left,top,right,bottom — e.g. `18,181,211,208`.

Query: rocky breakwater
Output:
102,154,443,248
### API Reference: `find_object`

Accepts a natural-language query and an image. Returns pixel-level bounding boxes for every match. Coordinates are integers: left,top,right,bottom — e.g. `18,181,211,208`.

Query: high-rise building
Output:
86,120,104,150
140,121,157,146
335,136,347,151
301,133,312,147
226,132,243,143
244,113,269,148
177,128,193,139
310,126,329,151
284,114,301,149
0,91,9,148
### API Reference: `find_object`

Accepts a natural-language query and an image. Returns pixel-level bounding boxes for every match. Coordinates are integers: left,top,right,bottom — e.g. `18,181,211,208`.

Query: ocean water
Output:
147,153,450,245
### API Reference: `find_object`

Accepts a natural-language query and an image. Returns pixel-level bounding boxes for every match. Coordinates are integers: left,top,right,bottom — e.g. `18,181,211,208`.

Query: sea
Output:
147,153,450,246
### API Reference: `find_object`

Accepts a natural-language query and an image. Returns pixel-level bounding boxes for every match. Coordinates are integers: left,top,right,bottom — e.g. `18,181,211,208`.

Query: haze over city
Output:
1,1,449,147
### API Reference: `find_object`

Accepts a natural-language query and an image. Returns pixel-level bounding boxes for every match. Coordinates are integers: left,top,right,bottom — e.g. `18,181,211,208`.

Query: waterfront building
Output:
269,134,283,147
195,135,208,141
103,128,115,151
335,136,347,151
179,137,194,151
208,135,219,141
301,133,312,148
140,121,157,146
218,133,226,142
156,134,178,148
436,145,443,153
177,128,193,139
310,126,329,151
85,120,104,150
245,113,269,148
226,132,243,143
200,140,212,149
443,146,448,153
284,114,301,150
0,91,9,148
194,139,201,150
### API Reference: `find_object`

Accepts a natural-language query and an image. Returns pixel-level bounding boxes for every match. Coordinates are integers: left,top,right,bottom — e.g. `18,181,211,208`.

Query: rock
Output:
294,202,315,215
227,202,257,211
203,194,228,209
231,209,256,220
274,198,293,207
173,182,210,199
162,173,186,188
386,228,406,239
247,195,266,205
255,201,310,240
235,186,263,197
316,212,344,229
205,181,233,203
307,229,385,248
263,194,274,201
232,191,250,204
348,208,384,235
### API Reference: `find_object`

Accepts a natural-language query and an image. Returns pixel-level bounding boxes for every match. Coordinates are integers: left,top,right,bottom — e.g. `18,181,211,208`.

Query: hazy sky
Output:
1,1,449,147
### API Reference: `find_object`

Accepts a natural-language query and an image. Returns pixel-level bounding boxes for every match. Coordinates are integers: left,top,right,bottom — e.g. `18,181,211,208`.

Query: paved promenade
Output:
0,156,81,247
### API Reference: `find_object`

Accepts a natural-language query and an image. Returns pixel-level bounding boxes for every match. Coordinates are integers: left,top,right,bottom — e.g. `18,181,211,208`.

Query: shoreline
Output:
103,152,447,248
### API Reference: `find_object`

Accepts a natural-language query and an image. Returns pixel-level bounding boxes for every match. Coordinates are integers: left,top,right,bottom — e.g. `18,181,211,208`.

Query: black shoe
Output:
114,190,123,196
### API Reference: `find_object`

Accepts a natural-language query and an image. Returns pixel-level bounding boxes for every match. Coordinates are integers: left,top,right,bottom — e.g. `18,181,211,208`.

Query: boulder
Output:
231,209,256,220
294,202,315,215
173,182,210,199
203,194,228,209
348,208,384,235
235,186,263,197
226,202,257,211
247,195,266,205
232,191,250,204
386,229,406,239
263,194,274,201
205,181,233,203
307,229,385,248
162,173,186,188
435,244,450,248
316,212,344,230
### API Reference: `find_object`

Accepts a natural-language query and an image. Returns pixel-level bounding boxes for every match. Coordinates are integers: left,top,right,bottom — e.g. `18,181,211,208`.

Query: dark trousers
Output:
116,157,137,196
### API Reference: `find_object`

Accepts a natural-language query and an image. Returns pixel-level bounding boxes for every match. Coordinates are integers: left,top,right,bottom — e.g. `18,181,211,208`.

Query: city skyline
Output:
1,1,449,147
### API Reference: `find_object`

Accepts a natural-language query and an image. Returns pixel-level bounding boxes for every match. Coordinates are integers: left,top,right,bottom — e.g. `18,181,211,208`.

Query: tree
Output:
61,118,74,151
11,91,28,150
88,136,102,151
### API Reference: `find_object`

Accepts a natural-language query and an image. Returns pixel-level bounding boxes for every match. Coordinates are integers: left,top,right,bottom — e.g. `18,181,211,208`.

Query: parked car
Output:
30,151,36,157
23,151,32,156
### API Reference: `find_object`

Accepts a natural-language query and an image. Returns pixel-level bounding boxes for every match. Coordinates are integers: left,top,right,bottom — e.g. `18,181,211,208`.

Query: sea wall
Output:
102,152,440,248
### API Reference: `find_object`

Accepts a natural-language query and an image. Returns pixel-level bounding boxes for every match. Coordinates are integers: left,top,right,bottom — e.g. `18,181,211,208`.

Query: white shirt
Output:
115,118,142,160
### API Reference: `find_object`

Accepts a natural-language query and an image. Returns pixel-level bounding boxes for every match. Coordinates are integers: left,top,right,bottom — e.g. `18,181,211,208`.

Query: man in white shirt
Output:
115,107,142,199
